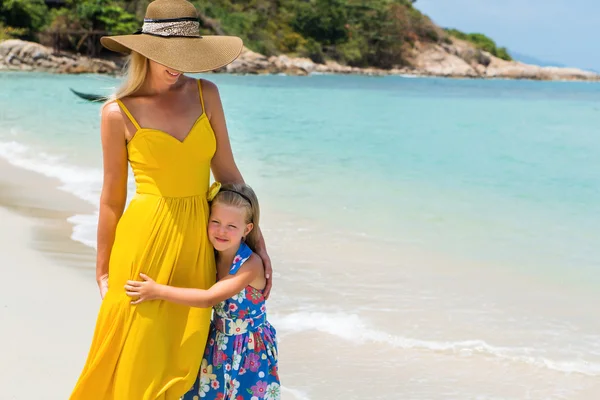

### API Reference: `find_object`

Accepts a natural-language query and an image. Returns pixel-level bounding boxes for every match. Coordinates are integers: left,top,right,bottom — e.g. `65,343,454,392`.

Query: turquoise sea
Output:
1,72,599,398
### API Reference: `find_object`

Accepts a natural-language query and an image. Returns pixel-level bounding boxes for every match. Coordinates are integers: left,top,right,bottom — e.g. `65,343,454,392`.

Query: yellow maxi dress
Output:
70,80,216,400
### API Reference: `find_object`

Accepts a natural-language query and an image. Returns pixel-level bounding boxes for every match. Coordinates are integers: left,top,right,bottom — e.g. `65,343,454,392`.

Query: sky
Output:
416,0,599,71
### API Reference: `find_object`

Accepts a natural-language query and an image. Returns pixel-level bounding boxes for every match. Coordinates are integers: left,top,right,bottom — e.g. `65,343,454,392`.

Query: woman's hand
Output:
255,227,273,299
125,273,162,305
257,249,273,298
97,274,109,299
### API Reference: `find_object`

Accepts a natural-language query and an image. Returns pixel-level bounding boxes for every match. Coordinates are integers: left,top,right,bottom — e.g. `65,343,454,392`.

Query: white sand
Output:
0,158,100,399
0,206,100,399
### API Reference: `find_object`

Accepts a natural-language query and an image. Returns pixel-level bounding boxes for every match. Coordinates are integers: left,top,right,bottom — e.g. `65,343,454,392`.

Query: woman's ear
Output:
244,222,254,238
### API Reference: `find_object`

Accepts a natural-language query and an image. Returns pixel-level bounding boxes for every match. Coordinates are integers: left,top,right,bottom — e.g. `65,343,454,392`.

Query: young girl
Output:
124,182,280,400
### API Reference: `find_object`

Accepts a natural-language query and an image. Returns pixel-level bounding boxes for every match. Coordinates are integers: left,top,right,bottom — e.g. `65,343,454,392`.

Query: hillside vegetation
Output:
0,0,512,68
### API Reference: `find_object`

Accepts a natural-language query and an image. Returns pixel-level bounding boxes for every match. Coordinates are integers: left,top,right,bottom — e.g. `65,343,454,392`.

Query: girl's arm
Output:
125,254,264,307
96,102,129,298
203,79,274,298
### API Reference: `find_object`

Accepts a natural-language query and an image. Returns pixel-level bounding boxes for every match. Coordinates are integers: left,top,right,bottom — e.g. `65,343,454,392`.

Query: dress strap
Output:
229,242,253,275
197,79,205,114
116,99,141,131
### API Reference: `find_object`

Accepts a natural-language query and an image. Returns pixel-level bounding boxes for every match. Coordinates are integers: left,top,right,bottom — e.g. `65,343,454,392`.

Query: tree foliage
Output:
0,0,511,68
0,0,49,39
446,28,512,61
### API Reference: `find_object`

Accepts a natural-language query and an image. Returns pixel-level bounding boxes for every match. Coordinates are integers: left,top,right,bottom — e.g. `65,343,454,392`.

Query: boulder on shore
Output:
0,39,119,74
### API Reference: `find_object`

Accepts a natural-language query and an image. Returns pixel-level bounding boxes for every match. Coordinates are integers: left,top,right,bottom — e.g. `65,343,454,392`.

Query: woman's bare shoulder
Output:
101,101,124,122
199,78,219,96
100,101,127,140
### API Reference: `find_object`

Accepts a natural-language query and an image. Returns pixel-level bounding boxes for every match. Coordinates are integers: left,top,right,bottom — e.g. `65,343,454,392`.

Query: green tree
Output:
44,0,138,55
446,28,512,61
291,0,348,46
67,0,138,34
0,0,49,39
0,0,512,70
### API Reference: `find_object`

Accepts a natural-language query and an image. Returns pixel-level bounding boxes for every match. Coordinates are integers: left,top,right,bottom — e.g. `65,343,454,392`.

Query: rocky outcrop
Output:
0,39,119,74
222,41,599,81
1,38,598,81
223,48,271,74
224,47,393,76
483,56,599,81
410,42,478,77
408,39,600,81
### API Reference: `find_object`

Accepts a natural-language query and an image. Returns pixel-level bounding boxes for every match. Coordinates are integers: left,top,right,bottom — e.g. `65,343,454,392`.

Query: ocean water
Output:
1,71,600,398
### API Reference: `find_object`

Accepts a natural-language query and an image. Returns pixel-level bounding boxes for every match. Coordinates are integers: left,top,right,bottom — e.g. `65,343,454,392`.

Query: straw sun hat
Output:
100,0,243,73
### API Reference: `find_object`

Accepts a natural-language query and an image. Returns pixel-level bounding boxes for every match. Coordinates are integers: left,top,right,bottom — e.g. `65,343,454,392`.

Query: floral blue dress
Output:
182,242,280,400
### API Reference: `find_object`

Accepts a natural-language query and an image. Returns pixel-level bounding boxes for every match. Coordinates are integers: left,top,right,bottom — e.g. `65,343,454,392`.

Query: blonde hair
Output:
212,183,261,252
105,52,149,105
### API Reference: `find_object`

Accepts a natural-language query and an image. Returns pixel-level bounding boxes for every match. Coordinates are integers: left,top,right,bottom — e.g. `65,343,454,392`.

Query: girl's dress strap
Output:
116,99,141,130
229,242,253,275
197,79,206,114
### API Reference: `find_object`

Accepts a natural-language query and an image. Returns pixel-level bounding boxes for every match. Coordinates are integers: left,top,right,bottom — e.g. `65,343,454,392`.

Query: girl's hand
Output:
125,273,160,305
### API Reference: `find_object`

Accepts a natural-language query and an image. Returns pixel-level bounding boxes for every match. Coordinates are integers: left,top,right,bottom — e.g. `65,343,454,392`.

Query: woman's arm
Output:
203,79,244,185
203,80,274,298
96,102,129,298
125,255,264,307
253,229,272,297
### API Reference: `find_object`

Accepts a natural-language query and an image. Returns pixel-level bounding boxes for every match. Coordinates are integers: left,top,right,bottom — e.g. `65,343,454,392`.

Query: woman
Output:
70,1,272,399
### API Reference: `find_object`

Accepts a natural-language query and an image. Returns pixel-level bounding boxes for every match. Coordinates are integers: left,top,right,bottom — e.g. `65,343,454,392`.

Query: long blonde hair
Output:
212,183,261,252
105,51,149,105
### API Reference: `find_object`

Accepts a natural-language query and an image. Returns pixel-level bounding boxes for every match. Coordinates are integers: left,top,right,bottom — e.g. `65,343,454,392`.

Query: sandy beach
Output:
0,158,100,399
2,151,600,400
0,158,321,400
2,72,600,399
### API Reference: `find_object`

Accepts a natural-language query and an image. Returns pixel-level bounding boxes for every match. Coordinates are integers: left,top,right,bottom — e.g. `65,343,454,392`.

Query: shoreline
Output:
0,157,97,267
0,156,98,273
1,39,599,82
1,143,600,398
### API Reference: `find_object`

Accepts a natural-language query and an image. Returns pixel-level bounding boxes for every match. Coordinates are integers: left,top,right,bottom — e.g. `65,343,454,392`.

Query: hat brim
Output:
100,34,243,73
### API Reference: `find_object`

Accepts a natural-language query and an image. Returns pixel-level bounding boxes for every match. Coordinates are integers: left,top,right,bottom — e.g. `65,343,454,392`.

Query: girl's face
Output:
148,59,182,85
208,203,253,252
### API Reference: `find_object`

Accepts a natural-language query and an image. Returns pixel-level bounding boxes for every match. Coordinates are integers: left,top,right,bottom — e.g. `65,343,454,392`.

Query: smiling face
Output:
148,59,182,84
208,203,254,252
